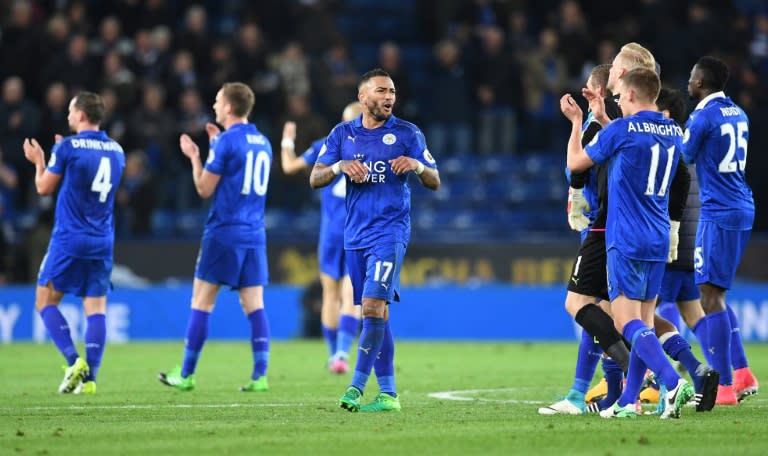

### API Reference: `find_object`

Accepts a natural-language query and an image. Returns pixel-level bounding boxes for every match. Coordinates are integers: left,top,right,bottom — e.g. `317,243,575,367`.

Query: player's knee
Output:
699,284,725,314
361,300,385,318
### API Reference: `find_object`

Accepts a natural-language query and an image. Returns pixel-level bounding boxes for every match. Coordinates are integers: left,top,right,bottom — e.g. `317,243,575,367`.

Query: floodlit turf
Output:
2,341,767,455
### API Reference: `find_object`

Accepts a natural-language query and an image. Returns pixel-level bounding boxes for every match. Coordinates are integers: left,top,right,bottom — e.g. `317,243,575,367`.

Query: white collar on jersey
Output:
694,91,726,111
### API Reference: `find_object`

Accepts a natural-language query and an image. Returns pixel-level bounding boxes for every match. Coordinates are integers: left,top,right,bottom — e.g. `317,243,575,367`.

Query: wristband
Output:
331,162,342,175
281,138,295,149
414,162,425,175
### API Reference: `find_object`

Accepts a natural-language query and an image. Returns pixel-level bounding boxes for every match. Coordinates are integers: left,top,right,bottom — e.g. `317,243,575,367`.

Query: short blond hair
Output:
617,43,656,72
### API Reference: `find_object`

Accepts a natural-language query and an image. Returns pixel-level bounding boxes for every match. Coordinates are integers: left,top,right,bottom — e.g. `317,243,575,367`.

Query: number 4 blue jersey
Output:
47,130,125,259
585,110,683,261
302,137,345,242
681,92,754,230
203,123,272,247
317,114,437,250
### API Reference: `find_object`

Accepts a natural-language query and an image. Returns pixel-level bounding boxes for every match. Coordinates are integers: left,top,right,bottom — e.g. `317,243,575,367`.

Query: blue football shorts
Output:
659,268,700,302
195,237,268,289
606,248,665,302
318,235,348,281
345,242,406,305
694,221,750,290
37,244,112,297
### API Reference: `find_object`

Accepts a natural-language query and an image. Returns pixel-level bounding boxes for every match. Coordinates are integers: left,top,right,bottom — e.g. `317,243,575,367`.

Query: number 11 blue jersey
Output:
585,110,683,261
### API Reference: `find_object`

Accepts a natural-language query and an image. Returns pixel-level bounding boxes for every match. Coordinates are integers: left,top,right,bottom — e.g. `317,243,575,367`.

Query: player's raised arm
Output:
280,121,308,175
23,138,61,195
560,94,594,172
180,133,220,198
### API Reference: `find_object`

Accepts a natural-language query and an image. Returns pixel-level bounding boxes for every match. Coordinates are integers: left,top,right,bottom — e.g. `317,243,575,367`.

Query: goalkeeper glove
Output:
668,220,680,263
567,187,591,232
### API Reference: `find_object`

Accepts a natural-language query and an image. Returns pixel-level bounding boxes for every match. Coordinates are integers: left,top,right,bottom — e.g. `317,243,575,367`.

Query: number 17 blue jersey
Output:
585,110,683,261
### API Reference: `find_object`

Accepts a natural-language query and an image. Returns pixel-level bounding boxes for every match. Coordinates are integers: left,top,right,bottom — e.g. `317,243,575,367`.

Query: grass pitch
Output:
1,341,767,455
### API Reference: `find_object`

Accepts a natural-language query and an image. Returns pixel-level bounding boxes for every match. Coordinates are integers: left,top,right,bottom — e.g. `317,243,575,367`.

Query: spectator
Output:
313,42,359,125
42,34,96,93
0,0,42,90
270,41,311,99
427,39,473,156
0,76,41,207
127,83,175,180
472,26,523,154
116,151,156,237
38,82,70,153
100,51,138,111
377,41,416,118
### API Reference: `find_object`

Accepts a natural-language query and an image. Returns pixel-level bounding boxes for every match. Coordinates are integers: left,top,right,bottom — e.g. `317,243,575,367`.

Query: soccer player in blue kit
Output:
682,56,759,405
310,69,440,412
280,102,363,374
562,68,695,419
23,91,125,394
159,82,273,392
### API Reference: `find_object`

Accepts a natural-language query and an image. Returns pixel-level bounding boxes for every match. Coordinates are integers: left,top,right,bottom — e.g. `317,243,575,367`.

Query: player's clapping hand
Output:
388,156,418,175
582,87,606,123
342,159,369,183
179,134,200,159
23,138,44,164
282,121,296,142
205,123,221,142
560,94,583,123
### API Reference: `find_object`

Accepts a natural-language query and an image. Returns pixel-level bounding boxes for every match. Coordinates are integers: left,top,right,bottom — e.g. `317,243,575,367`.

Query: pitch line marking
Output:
8,403,297,412
428,387,546,404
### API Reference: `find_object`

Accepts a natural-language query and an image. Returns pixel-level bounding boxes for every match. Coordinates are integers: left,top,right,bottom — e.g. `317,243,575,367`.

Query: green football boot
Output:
240,377,269,392
339,386,363,412
59,357,89,393
360,393,402,412
158,365,195,391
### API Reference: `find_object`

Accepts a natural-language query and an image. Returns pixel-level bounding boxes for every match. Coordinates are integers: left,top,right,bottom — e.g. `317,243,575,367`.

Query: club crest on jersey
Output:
423,149,436,164
382,133,397,145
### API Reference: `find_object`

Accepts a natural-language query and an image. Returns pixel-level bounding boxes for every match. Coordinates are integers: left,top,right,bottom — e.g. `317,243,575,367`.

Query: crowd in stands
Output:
0,0,766,283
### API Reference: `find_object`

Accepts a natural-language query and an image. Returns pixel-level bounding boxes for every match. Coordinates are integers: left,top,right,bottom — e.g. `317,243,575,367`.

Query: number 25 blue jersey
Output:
681,92,754,230
585,110,683,261
47,130,125,259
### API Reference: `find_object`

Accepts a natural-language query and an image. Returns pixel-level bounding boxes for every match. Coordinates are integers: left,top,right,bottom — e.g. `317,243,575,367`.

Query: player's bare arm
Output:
180,133,220,198
280,121,307,174
23,138,61,195
560,94,594,173
310,160,369,188
389,156,440,190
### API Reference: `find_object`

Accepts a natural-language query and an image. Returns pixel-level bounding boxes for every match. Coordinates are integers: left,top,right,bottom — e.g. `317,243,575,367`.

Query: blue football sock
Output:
350,317,386,394
373,320,396,397
660,331,702,379
570,330,601,400
656,301,681,330
704,310,733,385
623,319,680,390
40,305,79,366
181,309,210,378
691,317,712,365
598,359,624,410
618,347,646,408
726,305,749,370
336,314,359,359
84,314,106,382
321,325,338,358
248,309,270,379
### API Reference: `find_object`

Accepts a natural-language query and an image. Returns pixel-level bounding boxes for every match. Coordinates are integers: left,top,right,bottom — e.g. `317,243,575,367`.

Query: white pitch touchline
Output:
8,403,298,412
428,388,547,404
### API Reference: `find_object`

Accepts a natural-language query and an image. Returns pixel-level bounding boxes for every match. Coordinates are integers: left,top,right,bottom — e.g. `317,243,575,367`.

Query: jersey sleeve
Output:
47,140,69,175
681,113,707,164
584,124,618,165
316,126,342,166
408,127,438,169
301,139,324,166
204,134,227,175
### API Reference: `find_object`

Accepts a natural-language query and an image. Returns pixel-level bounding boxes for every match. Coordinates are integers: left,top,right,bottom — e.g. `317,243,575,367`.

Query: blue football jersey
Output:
203,123,272,246
681,92,754,230
302,137,345,242
47,130,125,259
585,110,683,261
316,114,437,249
